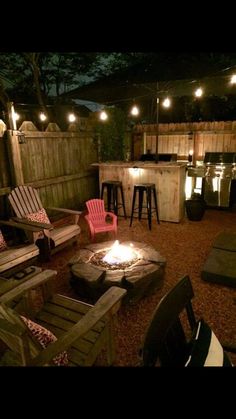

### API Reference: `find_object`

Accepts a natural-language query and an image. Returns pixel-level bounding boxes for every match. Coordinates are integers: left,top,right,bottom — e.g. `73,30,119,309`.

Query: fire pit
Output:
69,240,166,304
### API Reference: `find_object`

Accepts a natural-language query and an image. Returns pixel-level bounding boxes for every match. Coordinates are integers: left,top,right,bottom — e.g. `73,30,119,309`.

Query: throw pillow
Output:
25,208,51,225
20,315,68,366
0,230,8,252
185,319,233,367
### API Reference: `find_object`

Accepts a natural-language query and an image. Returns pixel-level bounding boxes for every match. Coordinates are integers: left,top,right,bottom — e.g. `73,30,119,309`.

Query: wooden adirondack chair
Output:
8,186,82,260
0,269,127,366
0,220,42,275
85,199,117,241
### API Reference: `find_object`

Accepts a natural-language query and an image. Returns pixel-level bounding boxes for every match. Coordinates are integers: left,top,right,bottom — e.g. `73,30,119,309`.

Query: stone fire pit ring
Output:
69,241,166,304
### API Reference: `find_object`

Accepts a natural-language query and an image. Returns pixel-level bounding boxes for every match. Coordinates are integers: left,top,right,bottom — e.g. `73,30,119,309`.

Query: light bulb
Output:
39,112,47,122
100,111,108,121
68,113,76,122
131,105,139,116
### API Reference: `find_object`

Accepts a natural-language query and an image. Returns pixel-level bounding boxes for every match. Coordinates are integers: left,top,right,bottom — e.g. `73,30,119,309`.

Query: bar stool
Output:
129,183,160,230
101,180,127,218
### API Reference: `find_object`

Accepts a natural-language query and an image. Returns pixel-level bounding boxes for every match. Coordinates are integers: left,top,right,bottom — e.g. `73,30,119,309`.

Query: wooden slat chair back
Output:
140,275,197,366
8,186,82,259
0,269,127,366
85,199,117,241
140,275,236,366
8,186,43,218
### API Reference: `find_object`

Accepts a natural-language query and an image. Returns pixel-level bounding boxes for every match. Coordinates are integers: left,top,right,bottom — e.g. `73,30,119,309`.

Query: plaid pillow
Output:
20,315,68,366
0,230,8,252
25,208,51,225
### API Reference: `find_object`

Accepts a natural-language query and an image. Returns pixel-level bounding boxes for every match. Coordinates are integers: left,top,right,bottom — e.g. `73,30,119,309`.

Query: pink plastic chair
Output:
85,199,118,241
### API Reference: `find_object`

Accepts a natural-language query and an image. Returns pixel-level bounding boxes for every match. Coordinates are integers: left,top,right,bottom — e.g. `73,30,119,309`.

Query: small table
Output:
0,266,42,297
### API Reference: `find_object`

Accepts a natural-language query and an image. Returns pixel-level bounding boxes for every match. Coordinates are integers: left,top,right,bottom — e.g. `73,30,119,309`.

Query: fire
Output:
103,240,137,265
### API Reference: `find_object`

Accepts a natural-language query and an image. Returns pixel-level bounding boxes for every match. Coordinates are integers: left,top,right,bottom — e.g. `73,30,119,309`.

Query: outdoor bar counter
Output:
93,161,187,223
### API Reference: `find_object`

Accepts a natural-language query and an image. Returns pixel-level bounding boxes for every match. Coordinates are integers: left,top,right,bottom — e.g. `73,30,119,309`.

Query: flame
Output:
103,240,136,265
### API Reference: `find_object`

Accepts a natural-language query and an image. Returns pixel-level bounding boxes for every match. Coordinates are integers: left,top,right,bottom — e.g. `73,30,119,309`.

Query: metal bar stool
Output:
101,180,127,218
129,183,160,230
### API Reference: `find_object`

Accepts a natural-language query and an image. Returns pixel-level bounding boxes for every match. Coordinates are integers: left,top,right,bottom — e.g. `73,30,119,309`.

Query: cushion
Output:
213,232,236,252
20,315,68,366
185,319,233,367
0,230,8,252
25,208,51,225
201,248,236,288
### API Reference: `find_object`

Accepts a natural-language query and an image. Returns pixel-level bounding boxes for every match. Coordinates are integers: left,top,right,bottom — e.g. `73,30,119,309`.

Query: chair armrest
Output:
0,318,24,337
11,217,53,230
46,207,82,216
0,219,43,233
29,286,127,366
106,212,117,220
0,270,57,304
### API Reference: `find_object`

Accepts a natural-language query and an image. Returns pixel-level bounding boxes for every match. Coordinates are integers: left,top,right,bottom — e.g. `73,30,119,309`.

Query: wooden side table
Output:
0,266,42,297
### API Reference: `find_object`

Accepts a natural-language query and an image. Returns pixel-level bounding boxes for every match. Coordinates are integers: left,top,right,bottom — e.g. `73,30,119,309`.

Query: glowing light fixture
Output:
68,113,76,123
100,110,108,121
130,105,139,116
230,74,236,84
14,112,20,121
162,97,171,108
39,112,47,122
194,87,203,98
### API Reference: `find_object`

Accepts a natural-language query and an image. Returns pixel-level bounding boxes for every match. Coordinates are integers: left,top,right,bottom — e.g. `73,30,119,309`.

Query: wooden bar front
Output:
93,162,187,223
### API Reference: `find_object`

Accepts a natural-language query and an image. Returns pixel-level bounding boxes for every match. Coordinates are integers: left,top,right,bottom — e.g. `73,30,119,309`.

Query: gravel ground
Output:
38,208,236,366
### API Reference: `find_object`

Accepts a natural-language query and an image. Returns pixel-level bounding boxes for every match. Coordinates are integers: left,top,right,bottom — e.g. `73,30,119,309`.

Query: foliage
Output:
94,107,127,161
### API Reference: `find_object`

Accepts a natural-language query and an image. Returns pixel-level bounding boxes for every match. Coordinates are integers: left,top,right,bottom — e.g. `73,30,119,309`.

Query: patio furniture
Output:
8,186,82,260
101,180,126,218
85,199,117,241
0,220,41,275
201,231,236,287
140,275,236,366
129,183,160,230
0,269,127,366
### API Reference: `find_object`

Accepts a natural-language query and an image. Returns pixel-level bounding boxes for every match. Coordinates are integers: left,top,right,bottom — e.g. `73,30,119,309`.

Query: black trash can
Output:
185,193,206,221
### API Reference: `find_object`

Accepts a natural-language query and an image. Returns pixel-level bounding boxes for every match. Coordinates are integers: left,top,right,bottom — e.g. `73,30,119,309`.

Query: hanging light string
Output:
4,63,236,123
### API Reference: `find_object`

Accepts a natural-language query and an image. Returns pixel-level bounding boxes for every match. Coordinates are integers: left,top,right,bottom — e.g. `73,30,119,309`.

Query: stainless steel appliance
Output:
203,152,236,207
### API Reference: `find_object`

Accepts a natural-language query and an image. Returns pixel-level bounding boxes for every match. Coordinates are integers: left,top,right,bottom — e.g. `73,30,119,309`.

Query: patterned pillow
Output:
20,315,68,366
0,230,8,252
185,319,233,367
25,208,51,225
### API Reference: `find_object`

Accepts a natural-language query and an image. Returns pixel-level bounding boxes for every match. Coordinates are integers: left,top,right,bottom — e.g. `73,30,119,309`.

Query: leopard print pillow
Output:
20,315,68,366
0,230,8,252
25,208,51,225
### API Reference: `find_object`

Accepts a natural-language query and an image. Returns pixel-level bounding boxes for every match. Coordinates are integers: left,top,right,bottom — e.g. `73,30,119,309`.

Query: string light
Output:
39,112,47,122
194,87,203,98
230,74,236,84
99,110,108,121
162,97,171,108
4,67,236,128
130,104,140,116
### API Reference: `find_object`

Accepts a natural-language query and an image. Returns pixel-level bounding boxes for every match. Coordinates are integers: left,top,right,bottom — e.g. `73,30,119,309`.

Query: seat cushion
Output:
201,248,236,288
25,208,51,225
185,319,233,367
213,232,236,252
0,231,8,252
20,315,68,366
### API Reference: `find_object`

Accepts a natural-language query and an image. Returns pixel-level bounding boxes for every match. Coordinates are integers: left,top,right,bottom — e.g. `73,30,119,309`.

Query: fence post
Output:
6,130,24,186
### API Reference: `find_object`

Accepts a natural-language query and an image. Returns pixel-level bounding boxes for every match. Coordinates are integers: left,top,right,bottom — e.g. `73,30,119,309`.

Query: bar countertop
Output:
92,161,186,168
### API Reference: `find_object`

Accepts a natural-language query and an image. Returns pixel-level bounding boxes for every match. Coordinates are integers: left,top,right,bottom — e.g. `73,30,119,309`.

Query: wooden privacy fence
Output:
133,121,236,162
0,120,99,218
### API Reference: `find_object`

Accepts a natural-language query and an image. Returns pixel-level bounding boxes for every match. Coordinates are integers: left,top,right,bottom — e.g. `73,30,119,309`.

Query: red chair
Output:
85,199,117,241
